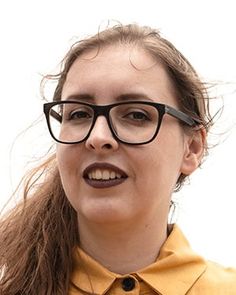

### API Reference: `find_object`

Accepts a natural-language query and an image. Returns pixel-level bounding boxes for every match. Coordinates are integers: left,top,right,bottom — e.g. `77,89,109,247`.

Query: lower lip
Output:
84,177,127,188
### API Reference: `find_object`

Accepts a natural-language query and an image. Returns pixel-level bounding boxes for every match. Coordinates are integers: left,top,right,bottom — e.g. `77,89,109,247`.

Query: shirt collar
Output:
70,247,118,294
70,224,206,295
137,224,207,294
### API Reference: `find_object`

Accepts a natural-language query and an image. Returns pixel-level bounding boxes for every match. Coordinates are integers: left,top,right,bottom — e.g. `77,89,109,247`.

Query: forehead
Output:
62,45,177,104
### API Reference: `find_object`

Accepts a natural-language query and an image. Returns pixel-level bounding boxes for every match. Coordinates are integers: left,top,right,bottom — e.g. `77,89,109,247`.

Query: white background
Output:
0,0,236,266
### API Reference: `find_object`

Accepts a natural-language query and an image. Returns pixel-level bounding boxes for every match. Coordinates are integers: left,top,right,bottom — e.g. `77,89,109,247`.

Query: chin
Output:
77,203,133,225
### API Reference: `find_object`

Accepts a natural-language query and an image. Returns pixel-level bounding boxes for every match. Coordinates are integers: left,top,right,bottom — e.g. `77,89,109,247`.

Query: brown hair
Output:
0,23,213,294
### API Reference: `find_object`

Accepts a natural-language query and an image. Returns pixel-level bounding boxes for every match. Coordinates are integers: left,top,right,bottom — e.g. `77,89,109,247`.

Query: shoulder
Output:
166,225,236,294
192,260,236,294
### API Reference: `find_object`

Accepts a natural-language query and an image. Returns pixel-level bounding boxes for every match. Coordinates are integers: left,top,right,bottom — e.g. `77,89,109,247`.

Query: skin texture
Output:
57,45,204,274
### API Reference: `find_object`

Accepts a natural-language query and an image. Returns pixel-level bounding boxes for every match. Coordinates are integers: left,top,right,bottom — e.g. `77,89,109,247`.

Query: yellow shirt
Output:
69,225,236,294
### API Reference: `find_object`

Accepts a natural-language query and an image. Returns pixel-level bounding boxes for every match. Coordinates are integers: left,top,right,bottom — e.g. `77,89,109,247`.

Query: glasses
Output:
43,100,199,145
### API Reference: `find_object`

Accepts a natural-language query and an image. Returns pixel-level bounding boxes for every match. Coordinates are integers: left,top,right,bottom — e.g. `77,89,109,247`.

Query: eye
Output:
70,110,92,120
124,110,150,121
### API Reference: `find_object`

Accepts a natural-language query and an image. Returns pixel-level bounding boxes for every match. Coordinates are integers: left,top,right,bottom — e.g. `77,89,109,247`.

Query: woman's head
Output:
47,23,211,190
45,24,210,225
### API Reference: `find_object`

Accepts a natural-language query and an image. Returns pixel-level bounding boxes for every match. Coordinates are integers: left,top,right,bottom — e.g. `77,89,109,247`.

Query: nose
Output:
85,116,119,152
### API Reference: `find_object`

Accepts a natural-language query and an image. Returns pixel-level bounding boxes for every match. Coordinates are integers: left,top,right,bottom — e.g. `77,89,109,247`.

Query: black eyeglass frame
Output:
43,100,200,145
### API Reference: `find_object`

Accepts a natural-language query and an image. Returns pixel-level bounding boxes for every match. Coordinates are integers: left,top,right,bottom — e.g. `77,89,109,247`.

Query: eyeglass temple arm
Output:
51,109,62,123
165,105,199,127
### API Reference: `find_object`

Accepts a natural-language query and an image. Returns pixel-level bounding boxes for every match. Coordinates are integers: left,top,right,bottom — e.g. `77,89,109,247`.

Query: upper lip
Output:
83,162,128,178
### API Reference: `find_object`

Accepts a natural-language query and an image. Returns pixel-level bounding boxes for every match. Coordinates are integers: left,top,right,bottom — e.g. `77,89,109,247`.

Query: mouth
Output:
83,162,128,188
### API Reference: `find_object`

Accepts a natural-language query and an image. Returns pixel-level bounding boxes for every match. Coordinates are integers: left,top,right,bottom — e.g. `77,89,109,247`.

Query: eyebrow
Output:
117,93,153,102
64,94,94,102
64,92,154,103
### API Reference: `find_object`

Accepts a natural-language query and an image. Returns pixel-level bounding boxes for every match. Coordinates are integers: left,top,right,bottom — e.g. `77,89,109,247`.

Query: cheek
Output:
56,145,83,210
56,145,69,175
139,129,185,187
56,145,80,190
57,145,78,170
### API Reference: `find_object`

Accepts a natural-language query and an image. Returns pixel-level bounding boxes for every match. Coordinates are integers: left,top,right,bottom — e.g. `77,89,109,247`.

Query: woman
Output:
1,24,236,294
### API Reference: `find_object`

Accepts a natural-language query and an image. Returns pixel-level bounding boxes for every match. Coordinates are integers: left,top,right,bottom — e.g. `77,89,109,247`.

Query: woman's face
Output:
57,45,196,225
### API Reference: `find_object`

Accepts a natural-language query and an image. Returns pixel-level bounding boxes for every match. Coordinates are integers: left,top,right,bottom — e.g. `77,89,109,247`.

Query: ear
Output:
180,127,207,175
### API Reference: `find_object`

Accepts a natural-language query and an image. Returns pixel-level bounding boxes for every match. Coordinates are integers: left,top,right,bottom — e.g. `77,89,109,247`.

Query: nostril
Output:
103,143,113,149
87,142,114,151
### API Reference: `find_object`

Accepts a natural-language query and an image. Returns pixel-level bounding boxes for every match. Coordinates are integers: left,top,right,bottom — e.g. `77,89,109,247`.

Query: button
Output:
122,277,135,291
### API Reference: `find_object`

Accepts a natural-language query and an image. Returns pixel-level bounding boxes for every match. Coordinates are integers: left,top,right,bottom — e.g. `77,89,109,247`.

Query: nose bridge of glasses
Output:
91,105,113,135
94,104,110,117
92,104,111,127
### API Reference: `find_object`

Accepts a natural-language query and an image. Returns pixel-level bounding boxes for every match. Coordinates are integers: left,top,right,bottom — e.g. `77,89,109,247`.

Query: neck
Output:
77,215,168,274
